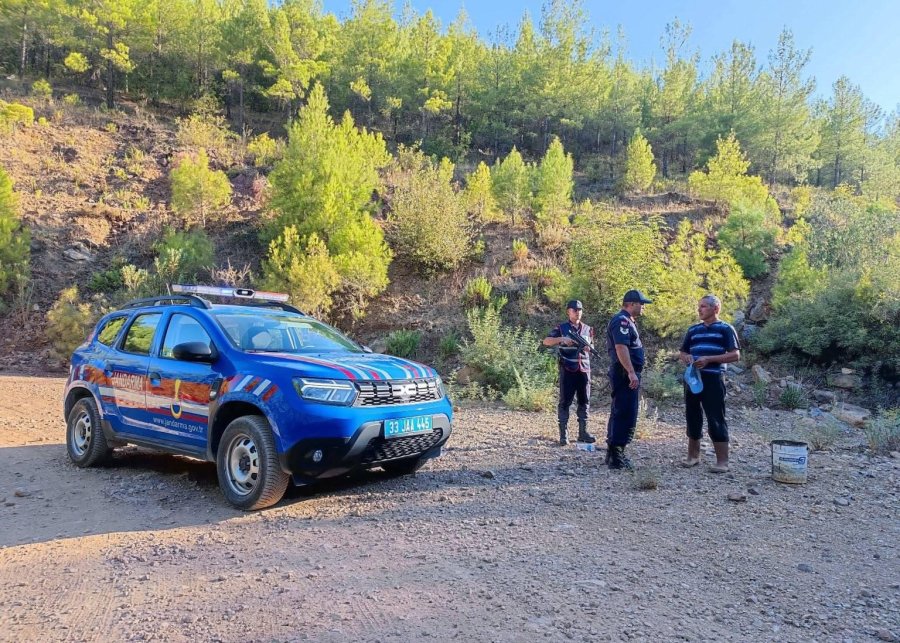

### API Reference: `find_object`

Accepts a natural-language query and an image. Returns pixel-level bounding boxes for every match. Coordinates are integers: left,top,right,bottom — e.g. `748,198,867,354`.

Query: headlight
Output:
435,375,446,399
293,378,357,405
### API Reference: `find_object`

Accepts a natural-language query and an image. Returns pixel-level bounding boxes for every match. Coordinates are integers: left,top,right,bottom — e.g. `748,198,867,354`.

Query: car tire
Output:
66,397,111,467
381,456,427,476
217,415,289,510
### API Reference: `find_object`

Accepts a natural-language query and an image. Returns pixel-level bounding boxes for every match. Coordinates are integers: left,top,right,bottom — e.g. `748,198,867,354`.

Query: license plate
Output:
384,415,433,438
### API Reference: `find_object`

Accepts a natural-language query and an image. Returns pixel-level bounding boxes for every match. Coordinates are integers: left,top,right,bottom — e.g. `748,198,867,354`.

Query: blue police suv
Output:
63,285,453,510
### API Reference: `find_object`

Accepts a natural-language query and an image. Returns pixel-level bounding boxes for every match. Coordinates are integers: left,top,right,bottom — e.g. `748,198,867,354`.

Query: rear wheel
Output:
66,397,111,467
381,456,427,476
217,416,289,510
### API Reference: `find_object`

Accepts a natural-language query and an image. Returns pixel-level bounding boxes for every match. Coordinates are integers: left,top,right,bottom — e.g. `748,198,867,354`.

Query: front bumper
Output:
280,413,452,482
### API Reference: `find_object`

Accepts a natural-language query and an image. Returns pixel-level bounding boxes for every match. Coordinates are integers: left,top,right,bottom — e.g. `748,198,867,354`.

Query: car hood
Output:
250,351,437,381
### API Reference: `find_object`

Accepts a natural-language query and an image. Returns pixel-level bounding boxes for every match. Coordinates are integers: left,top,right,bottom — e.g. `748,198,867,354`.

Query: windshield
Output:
212,311,363,354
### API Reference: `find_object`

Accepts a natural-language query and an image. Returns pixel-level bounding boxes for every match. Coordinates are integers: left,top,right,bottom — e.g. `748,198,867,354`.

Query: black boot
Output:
577,421,596,444
608,446,633,471
558,425,569,446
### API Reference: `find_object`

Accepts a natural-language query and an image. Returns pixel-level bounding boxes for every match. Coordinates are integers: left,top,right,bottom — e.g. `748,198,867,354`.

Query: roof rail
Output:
121,294,211,310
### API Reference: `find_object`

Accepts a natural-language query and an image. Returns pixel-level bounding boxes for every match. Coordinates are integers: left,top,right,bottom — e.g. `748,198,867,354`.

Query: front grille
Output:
360,428,444,464
354,378,441,407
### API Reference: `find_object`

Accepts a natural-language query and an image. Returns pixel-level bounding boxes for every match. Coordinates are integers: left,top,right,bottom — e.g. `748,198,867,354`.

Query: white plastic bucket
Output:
771,440,808,484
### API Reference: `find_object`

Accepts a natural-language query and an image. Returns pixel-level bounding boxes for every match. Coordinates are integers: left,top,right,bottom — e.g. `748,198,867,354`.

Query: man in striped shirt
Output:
678,295,741,473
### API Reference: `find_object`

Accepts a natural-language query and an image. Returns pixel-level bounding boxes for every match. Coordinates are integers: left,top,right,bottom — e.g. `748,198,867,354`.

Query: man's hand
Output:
679,352,692,366
628,371,639,389
693,357,711,369
559,338,575,346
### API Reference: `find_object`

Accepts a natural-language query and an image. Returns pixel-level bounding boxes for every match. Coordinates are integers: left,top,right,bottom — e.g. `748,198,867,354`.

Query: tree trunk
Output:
106,27,115,109
19,20,28,78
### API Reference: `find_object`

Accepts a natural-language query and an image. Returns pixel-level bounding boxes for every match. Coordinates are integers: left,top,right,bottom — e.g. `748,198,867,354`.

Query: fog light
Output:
312,449,324,463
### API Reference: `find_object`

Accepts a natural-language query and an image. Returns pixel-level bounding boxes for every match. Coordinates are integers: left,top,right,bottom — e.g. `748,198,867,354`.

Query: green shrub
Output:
632,467,660,491
718,200,778,278
804,419,842,452
778,383,807,410
439,331,461,361
388,152,472,272
385,329,421,359
641,353,683,402
63,93,82,107
460,303,556,396
532,137,573,226
0,167,30,297
512,239,528,263
0,101,35,129
503,370,555,411
463,276,493,309
752,380,768,407
263,228,340,318
175,96,237,161
247,132,283,167
88,267,125,293
491,147,532,223
863,409,900,455
154,228,214,281
463,161,500,222
31,79,52,100
46,286,97,361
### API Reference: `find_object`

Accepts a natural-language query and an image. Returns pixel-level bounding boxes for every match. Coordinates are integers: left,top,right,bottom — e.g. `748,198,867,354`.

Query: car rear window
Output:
122,313,163,355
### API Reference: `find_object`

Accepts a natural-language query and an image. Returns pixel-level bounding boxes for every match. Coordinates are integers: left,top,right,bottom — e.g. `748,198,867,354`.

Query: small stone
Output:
833,497,850,507
752,365,772,385
797,563,814,573
480,470,496,479
13,489,30,498
727,492,747,503
747,487,760,496
876,629,896,642
889,451,900,459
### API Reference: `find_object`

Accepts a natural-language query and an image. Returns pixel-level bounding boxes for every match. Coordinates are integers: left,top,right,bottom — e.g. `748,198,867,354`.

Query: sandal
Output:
680,458,700,468
709,463,730,473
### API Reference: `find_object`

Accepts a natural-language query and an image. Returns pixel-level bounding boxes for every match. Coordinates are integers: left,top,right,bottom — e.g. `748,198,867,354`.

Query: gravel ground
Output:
0,375,898,642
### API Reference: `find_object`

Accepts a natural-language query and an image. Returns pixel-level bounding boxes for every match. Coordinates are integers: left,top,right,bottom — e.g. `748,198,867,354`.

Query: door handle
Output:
148,372,162,381
102,361,112,376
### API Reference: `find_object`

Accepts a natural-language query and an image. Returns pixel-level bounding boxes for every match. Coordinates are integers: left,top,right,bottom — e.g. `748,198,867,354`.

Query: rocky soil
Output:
0,375,898,642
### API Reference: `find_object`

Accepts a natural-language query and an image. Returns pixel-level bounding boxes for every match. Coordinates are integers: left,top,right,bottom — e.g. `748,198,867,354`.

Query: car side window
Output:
97,316,127,346
161,314,213,359
122,313,163,355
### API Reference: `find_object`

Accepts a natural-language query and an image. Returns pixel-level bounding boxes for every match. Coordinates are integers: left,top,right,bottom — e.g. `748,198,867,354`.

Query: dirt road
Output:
0,375,897,642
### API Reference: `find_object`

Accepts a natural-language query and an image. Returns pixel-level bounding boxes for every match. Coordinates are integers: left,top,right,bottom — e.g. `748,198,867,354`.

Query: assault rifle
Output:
565,328,604,361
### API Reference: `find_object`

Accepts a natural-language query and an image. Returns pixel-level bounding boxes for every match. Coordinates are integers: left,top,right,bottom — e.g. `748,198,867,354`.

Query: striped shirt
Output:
680,321,739,374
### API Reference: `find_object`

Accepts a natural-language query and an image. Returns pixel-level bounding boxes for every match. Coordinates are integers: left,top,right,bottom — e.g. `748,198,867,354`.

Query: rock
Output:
890,452,900,459
833,497,850,507
454,365,481,386
368,338,387,354
13,488,31,498
480,470,496,479
797,563,814,573
752,365,772,385
748,300,768,322
728,364,745,375
741,324,759,343
832,403,871,428
732,310,745,330
827,372,862,389
63,246,94,263
812,389,836,402
876,629,897,642
747,487,760,496
841,367,855,375
727,492,747,503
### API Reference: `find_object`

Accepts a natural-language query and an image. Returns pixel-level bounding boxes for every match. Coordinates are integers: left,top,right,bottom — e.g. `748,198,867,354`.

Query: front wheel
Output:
66,397,111,467
217,415,289,510
381,456,428,476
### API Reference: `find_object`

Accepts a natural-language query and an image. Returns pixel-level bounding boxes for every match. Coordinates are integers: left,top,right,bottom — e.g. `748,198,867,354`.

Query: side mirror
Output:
361,344,373,353
172,341,218,363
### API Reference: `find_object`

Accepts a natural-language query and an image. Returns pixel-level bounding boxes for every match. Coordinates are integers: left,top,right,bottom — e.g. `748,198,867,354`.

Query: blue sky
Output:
320,0,899,113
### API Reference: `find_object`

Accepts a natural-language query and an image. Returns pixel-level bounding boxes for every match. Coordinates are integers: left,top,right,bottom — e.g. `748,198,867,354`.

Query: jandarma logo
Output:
111,372,144,392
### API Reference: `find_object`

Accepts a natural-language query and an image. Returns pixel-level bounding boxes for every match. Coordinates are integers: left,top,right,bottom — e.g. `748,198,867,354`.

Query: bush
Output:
175,96,237,161
31,79,52,100
170,150,232,226
439,331,461,360
88,266,125,293
622,131,656,193
262,228,340,317
463,276,493,309
154,228,214,281
778,383,807,410
460,303,556,397
491,147,531,223
512,239,529,263
247,132,283,167
718,200,777,278
0,167,30,297
503,370,555,411
464,162,500,222
804,419,842,452
863,409,900,455
388,152,472,272
532,137,573,226
63,93,82,107
46,287,97,361
0,101,35,129
385,329,421,359
641,353,683,402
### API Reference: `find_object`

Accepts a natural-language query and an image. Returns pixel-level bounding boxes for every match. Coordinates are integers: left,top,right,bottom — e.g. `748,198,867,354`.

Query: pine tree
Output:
0,166,29,297
463,161,499,221
170,150,232,227
622,130,656,193
532,136,573,225
491,147,531,224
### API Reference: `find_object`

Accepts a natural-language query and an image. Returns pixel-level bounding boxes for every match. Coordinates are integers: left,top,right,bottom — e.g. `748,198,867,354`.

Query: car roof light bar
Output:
172,284,290,303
